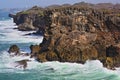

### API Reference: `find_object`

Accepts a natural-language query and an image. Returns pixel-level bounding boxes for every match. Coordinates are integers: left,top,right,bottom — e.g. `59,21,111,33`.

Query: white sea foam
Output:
0,19,43,44
0,51,120,79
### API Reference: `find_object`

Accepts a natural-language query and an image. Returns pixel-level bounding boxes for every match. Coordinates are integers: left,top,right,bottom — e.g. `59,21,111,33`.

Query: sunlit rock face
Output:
11,3,120,69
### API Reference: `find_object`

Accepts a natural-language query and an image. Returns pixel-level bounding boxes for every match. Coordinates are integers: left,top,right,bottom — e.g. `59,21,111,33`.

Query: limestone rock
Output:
10,3,120,69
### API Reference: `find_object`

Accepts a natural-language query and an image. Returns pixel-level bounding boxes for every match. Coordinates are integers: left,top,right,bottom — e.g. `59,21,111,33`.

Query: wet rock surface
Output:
8,45,20,55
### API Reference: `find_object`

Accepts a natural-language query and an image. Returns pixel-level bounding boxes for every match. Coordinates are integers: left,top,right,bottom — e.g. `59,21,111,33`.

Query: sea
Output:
0,10,120,80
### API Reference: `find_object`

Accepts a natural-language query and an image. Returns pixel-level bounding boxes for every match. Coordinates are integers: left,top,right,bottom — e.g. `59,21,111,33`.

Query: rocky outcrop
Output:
30,45,41,58
10,2,120,69
8,45,30,56
37,5,120,69
8,45,20,55
10,6,45,31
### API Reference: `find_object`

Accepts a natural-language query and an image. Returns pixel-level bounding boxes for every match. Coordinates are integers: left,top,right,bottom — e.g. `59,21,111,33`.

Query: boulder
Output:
8,45,20,55
8,45,30,56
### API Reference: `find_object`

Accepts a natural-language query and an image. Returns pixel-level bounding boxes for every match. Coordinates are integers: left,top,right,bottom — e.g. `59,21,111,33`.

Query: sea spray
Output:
0,50,120,80
0,19,43,44
0,19,43,52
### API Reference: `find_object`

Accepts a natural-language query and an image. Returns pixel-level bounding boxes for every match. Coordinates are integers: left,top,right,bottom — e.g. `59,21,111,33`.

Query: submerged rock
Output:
14,59,31,70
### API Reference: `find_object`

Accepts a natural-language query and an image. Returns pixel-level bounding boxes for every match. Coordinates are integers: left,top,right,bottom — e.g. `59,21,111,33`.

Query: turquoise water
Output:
0,11,120,80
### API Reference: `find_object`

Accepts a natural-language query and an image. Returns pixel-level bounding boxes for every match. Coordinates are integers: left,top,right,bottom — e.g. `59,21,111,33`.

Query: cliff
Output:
10,6,45,32
10,2,120,69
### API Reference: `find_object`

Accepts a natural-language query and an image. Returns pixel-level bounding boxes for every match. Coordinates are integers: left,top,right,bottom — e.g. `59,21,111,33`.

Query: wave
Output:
0,19,43,44
0,51,120,80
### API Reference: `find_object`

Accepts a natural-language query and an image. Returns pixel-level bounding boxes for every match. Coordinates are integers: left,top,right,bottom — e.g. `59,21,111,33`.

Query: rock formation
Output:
8,45,30,56
8,45,20,55
14,59,31,70
10,2,120,69
10,6,45,31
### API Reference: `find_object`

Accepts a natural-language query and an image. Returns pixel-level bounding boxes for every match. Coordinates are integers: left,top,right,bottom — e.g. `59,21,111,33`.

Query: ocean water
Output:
0,11,120,80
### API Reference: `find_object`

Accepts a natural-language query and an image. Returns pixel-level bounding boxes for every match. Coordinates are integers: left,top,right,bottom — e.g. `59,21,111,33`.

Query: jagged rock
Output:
11,2,120,69
8,14,15,18
8,45,20,55
18,23,36,31
105,45,120,69
30,45,40,58
36,5,120,69
8,45,30,57
11,6,44,31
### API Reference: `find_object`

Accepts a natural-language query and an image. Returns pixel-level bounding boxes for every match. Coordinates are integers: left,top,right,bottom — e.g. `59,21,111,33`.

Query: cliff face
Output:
11,6,45,31
11,3,120,69
36,7,120,69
